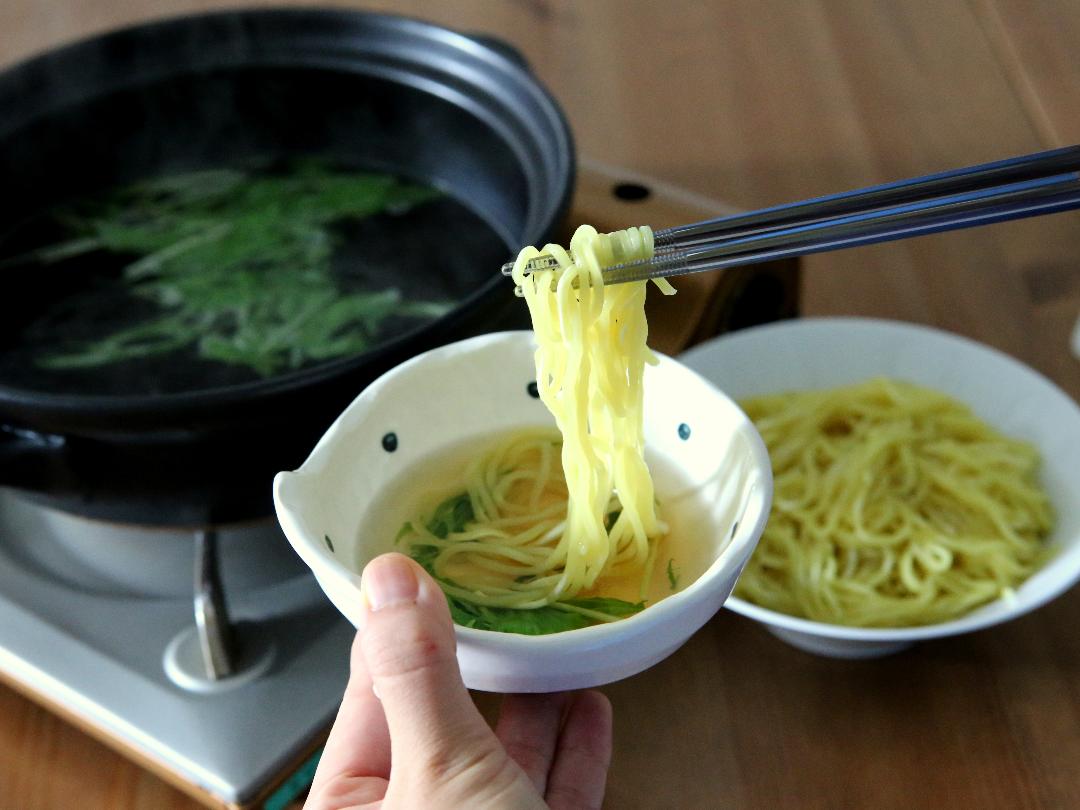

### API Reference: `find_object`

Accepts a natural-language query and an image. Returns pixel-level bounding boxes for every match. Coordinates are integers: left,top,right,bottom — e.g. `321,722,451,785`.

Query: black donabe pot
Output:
0,9,574,526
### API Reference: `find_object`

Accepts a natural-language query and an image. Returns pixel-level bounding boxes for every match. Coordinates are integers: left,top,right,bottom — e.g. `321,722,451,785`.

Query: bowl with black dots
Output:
273,330,772,692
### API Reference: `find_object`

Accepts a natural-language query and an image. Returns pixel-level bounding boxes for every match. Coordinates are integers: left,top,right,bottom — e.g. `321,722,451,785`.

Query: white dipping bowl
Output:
274,331,771,692
681,317,1080,659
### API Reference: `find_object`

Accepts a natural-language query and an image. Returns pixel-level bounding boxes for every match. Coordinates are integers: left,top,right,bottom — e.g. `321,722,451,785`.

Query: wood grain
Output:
1,2,1079,809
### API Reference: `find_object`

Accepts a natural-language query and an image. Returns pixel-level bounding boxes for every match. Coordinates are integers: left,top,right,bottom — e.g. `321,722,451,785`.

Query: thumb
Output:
358,553,498,779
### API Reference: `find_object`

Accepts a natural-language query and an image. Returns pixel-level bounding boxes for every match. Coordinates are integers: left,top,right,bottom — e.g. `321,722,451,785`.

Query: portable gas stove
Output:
0,487,353,808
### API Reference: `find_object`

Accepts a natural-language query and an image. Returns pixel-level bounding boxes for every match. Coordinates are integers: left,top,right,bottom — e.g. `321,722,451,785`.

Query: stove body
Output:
0,487,353,806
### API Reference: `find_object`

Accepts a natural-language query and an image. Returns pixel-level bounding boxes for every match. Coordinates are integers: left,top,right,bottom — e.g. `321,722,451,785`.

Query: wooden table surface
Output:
2,2,1079,808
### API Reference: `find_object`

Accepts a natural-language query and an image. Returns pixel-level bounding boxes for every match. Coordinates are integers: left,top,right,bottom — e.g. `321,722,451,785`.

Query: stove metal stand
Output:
0,488,353,806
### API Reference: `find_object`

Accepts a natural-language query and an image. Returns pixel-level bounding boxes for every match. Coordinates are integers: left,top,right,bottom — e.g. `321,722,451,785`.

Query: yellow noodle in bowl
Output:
735,377,1053,627
680,317,1080,658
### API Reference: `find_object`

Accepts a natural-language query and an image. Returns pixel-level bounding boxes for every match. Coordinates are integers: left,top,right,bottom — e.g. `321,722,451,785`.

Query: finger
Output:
309,632,393,802
358,553,500,779
495,693,569,794
305,774,388,810
545,691,613,810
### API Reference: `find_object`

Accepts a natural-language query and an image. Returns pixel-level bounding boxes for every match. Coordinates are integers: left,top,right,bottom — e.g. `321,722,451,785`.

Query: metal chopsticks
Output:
501,145,1080,285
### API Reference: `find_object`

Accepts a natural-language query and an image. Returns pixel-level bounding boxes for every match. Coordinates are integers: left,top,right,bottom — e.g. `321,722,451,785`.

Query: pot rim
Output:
0,7,574,422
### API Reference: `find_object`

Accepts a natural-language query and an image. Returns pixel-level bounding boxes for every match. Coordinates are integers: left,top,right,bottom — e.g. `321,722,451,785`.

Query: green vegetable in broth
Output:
17,162,453,377
402,491,646,635
667,558,680,591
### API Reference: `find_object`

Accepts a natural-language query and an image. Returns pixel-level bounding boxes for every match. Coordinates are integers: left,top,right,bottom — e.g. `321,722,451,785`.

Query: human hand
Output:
306,553,613,809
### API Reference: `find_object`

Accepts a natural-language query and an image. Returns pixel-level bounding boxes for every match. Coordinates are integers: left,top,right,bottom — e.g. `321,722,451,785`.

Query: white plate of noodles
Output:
681,317,1080,658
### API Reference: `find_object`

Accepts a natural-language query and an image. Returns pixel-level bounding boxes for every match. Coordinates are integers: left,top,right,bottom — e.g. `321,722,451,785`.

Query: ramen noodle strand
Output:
736,378,1053,627
399,225,674,610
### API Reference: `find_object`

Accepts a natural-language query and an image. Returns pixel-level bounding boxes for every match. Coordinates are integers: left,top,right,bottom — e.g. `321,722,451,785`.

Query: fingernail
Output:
362,554,419,611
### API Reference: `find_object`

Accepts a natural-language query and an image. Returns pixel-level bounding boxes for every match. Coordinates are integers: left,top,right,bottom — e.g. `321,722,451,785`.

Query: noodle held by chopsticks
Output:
398,225,676,625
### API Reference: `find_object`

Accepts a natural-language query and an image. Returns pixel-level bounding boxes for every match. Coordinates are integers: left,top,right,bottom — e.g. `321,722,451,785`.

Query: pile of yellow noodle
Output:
401,225,675,611
735,378,1053,627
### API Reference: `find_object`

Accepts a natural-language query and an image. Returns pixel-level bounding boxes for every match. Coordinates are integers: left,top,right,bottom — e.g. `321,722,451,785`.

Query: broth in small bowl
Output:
274,330,771,692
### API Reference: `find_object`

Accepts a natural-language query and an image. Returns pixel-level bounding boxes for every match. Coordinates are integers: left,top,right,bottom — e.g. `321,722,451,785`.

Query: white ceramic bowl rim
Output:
277,330,773,651
683,316,1080,643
